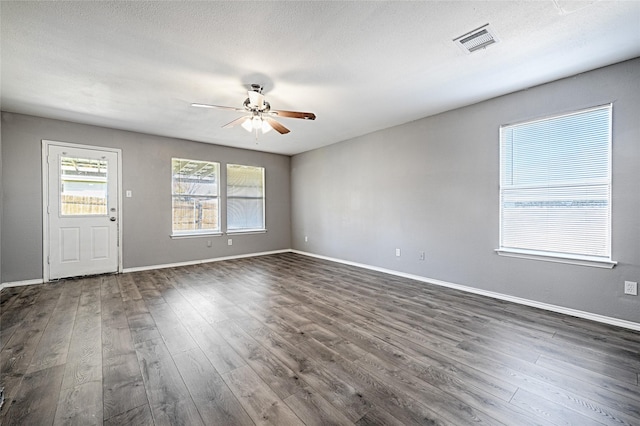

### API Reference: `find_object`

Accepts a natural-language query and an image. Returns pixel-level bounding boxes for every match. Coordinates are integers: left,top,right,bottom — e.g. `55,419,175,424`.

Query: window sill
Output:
495,248,616,269
170,232,223,239
226,229,267,235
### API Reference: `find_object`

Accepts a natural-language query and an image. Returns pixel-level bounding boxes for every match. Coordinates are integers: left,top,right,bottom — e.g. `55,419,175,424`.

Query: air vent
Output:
454,24,499,53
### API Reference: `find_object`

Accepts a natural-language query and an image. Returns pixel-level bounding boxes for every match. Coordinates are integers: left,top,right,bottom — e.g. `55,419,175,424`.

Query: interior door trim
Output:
42,140,123,282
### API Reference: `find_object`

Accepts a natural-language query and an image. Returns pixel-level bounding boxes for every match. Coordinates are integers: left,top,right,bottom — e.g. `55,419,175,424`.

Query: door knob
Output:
110,217,116,222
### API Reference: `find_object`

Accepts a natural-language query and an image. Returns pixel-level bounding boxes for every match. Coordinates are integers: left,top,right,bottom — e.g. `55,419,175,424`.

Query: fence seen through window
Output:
172,158,220,234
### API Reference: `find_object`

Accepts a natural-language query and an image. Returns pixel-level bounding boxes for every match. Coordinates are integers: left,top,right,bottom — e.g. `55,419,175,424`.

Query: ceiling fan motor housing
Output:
249,83,263,93
243,98,270,112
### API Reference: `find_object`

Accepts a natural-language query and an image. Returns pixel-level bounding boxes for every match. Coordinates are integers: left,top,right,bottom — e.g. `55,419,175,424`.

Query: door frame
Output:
42,140,123,282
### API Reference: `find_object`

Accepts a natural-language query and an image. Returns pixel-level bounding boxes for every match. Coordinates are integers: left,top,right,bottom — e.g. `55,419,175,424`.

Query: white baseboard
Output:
291,250,640,332
122,249,291,273
0,278,45,291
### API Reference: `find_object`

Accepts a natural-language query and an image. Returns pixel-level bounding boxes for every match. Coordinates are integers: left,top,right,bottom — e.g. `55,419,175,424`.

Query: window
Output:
227,164,265,232
498,104,614,267
172,158,220,235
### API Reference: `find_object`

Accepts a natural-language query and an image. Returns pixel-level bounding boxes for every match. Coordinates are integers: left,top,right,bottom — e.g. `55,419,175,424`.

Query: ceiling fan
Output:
191,84,316,136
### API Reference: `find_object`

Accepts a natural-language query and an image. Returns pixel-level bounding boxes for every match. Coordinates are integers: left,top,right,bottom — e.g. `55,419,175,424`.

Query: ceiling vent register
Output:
454,24,499,53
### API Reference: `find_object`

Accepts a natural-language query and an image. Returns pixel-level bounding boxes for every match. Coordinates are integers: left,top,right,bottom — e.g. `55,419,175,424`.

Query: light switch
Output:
126,190,132,198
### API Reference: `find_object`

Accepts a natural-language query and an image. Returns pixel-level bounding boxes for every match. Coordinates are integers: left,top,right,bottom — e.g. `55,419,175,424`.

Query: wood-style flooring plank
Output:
172,347,254,426
117,273,142,302
0,285,25,311
102,353,148,422
246,326,373,422
354,407,407,426
217,319,307,400
135,337,204,426
509,387,603,426
60,278,102,390
101,274,121,298
1,364,65,426
283,386,355,426
0,285,41,350
165,297,246,375
354,352,550,426
101,280,148,422
103,403,154,426
53,380,103,425
26,281,82,374
124,299,163,344
54,278,103,425
296,333,500,426
146,302,198,355
222,365,304,426
0,284,63,418
536,355,640,402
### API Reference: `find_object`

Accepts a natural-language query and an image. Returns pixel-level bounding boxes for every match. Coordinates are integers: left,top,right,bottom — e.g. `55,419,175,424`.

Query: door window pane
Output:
60,156,108,215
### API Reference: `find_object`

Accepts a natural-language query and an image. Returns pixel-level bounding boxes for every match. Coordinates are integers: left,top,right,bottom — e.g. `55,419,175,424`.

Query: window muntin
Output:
226,164,265,232
499,104,612,261
172,158,220,235
60,156,108,216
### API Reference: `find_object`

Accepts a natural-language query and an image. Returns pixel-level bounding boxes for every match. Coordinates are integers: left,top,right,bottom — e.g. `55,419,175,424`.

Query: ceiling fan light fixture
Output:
261,119,273,133
241,118,253,132
240,116,272,134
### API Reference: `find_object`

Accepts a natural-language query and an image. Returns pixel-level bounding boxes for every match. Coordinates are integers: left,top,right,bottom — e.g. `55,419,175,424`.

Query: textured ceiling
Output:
1,1,639,155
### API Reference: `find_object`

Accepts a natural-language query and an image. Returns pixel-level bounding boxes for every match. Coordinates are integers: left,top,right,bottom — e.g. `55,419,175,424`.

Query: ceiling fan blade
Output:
191,103,245,112
222,116,251,128
247,91,265,109
265,117,290,134
270,110,316,120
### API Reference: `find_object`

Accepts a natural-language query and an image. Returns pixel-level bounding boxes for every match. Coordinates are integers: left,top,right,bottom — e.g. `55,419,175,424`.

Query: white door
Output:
46,144,120,280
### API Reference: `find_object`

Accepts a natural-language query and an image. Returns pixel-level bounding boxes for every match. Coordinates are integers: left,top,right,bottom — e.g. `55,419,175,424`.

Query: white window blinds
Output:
227,164,265,232
499,104,612,261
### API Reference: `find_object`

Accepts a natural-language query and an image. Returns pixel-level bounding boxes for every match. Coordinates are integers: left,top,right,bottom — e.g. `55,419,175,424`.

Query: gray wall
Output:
0,116,3,283
1,113,291,282
291,58,640,324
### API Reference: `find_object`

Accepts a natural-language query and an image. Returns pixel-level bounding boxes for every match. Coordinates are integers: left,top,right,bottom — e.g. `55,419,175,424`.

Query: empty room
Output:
1,1,639,425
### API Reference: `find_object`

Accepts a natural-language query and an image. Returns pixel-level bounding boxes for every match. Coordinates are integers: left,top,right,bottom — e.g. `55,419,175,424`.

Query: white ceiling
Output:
2,1,639,156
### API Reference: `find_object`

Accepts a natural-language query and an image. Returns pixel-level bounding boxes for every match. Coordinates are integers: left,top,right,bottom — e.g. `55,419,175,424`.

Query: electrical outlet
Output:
395,248,401,257
419,251,425,261
228,238,233,246
304,236,308,242
624,281,637,296
207,240,212,248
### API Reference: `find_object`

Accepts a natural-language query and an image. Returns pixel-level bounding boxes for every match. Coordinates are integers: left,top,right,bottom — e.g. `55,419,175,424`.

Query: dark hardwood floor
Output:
1,252,639,425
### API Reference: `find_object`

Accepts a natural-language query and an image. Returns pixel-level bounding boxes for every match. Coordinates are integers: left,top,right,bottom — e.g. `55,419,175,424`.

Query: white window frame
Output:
171,158,222,238
496,104,616,269
226,164,266,234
